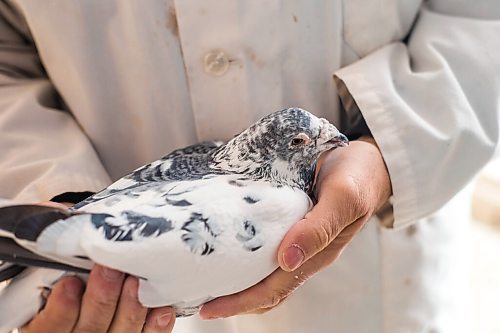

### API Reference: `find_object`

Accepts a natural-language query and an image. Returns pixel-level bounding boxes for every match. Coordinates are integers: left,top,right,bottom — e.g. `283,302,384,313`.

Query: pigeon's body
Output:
62,174,311,309
0,108,348,332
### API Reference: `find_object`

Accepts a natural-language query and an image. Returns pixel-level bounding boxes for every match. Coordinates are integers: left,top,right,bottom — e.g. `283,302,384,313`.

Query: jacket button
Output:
204,50,230,76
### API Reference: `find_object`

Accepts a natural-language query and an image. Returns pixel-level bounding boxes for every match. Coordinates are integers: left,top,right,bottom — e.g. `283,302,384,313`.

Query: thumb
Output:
277,190,366,272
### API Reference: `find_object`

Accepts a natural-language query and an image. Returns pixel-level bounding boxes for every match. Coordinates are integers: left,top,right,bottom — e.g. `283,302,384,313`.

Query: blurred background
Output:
470,157,500,333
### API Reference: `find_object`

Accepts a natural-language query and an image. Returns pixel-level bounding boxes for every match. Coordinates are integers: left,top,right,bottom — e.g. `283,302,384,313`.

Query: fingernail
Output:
157,312,172,327
64,279,82,300
101,267,123,281
283,245,305,271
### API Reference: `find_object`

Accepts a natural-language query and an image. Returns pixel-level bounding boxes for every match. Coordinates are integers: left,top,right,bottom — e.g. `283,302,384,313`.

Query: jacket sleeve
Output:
0,1,110,203
334,2,500,228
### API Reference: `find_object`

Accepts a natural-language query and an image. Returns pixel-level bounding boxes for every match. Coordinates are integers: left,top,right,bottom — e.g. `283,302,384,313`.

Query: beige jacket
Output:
0,0,499,332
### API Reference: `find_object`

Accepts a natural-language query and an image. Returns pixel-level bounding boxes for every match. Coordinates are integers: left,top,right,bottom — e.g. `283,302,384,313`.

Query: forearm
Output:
0,79,111,202
0,3,110,203
334,5,500,227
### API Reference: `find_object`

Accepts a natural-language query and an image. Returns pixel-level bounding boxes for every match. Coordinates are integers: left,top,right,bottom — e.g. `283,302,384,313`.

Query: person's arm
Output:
0,3,176,331
334,1,500,228
0,1,110,203
199,1,500,317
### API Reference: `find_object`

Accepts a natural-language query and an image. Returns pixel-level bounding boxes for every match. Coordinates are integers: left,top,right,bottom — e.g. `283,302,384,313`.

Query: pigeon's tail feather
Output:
0,205,73,240
0,205,93,277
0,262,25,282
0,236,90,282
0,267,65,333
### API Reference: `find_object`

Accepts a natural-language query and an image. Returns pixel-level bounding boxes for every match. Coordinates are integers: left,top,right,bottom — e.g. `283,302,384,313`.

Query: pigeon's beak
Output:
327,133,349,147
317,118,349,149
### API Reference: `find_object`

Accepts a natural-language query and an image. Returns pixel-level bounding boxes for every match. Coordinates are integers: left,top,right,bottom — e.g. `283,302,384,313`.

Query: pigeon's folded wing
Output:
75,141,223,209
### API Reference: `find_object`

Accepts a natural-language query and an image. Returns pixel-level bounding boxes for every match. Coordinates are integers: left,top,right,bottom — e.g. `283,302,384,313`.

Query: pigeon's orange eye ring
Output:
290,133,311,147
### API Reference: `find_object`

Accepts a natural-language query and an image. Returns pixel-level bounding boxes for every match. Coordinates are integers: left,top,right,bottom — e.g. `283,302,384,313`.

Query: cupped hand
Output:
200,136,391,318
20,203,176,332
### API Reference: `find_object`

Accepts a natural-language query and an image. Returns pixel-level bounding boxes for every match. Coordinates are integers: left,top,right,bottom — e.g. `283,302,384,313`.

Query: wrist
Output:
317,136,392,214
355,136,392,209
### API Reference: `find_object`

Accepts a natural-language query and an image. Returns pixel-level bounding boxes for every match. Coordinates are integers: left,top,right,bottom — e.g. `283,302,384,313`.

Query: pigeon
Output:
0,107,348,331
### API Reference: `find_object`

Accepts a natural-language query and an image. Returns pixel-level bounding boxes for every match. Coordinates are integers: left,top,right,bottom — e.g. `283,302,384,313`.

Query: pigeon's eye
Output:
290,133,311,147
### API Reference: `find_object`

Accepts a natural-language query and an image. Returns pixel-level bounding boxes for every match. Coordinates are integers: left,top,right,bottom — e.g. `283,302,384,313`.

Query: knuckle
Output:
87,285,121,311
267,293,283,308
123,275,139,292
312,220,336,248
338,176,370,218
122,311,146,326
262,286,295,309
89,292,117,310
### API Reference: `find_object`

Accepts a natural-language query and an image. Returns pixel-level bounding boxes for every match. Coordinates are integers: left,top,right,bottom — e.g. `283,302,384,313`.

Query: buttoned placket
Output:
203,49,230,76
172,0,342,143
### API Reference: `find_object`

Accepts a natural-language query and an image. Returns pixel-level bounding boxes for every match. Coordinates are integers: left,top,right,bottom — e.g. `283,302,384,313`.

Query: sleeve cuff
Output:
334,47,419,228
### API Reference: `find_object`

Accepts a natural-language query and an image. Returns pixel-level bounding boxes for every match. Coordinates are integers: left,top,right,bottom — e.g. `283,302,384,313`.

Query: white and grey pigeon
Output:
0,107,348,332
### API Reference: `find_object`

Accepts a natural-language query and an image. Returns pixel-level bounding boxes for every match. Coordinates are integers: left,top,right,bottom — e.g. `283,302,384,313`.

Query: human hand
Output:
20,203,176,332
199,136,391,318
20,266,176,333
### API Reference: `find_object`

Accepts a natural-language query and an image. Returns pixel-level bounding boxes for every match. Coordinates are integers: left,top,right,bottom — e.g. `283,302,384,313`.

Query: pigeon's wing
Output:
0,262,26,281
68,175,312,311
74,141,223,209
126,141,224,183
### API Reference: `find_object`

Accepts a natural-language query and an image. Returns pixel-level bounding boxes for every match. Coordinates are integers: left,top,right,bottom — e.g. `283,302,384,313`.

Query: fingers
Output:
22,276,83,333
278,186,369,272
79,267,175,333
108,276,148,333
199,269,297,319
200,254,315,318
200,257,316,320
73,265,125,332
142,307,176,333
278,146,374,272
200,219,367,319
277,200,339,272
21,266,176,333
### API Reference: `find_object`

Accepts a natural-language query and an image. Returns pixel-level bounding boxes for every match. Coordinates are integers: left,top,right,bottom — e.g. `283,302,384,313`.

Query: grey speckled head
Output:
211,108,348,192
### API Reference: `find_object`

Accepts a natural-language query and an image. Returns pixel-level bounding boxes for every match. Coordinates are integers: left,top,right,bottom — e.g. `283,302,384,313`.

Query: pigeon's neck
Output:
210,141,316,193
261,159,316,194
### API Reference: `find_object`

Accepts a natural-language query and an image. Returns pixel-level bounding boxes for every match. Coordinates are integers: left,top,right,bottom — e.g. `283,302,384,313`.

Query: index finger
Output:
73,265,125,332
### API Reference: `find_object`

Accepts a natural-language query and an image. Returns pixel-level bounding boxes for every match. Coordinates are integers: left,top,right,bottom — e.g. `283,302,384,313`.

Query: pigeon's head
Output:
212,108,348,191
